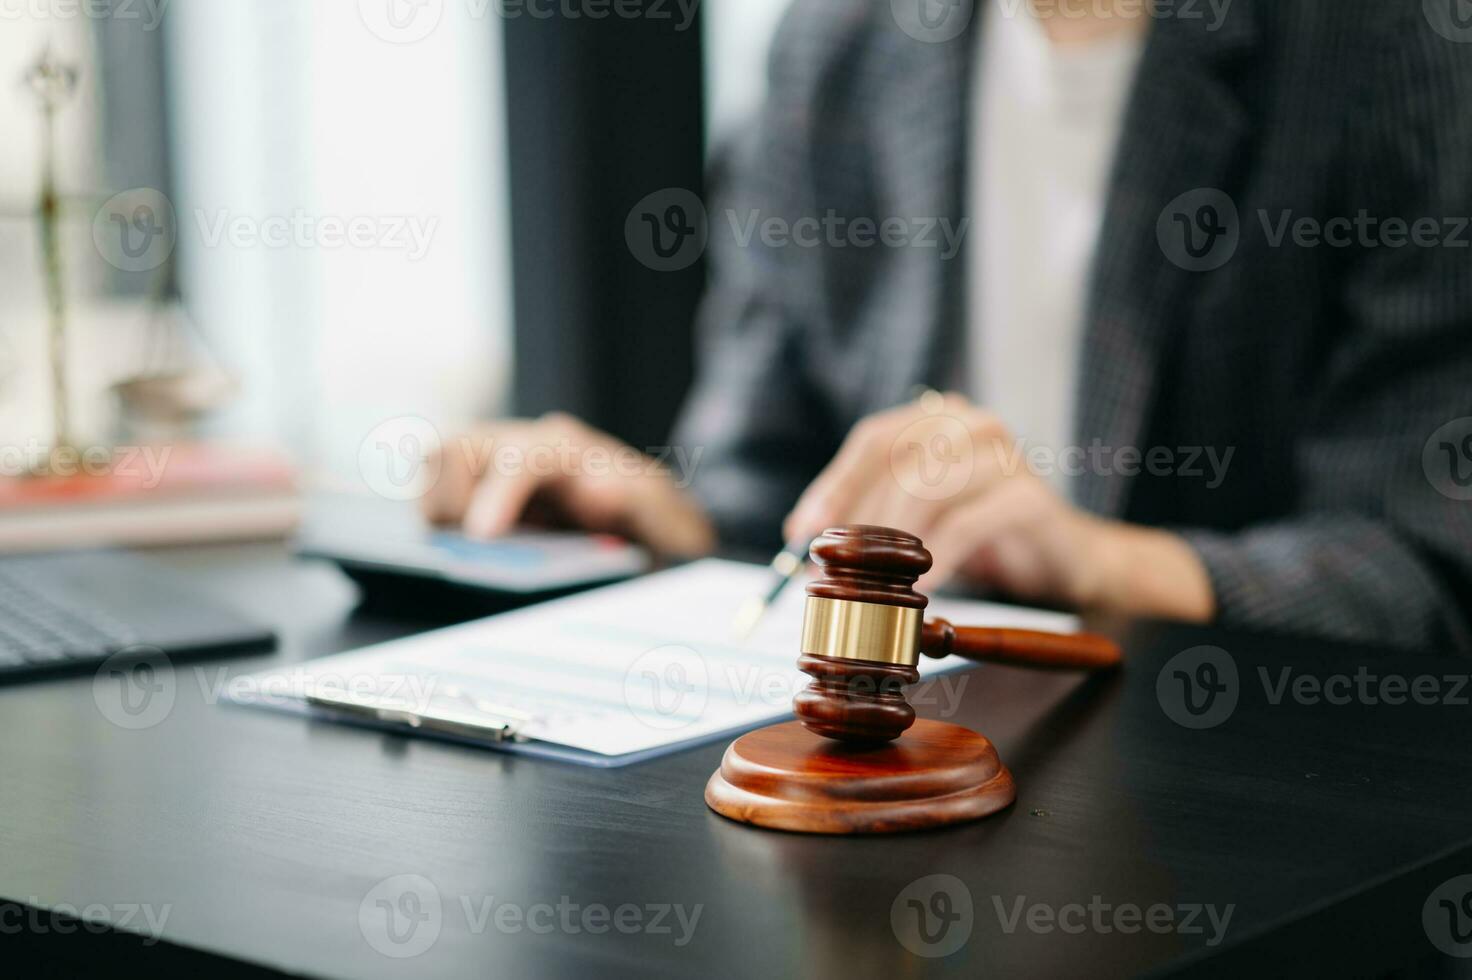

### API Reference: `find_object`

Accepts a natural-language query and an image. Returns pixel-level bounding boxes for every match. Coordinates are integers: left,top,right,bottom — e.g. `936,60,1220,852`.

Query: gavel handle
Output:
921,618,1122,670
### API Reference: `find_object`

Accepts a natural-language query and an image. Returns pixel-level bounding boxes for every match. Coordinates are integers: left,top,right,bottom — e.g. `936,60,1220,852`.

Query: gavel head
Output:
793,525,931,744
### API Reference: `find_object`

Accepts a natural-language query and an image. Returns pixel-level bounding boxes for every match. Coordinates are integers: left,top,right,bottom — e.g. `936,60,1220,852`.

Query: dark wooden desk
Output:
3,544,1471,979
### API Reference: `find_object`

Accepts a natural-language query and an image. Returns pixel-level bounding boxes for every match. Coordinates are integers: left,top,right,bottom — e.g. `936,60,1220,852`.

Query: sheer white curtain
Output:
165,0,512,490
703,0,794,150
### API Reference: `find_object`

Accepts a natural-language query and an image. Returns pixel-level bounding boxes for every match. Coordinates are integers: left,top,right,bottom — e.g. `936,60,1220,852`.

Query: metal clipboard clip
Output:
305,686,535,744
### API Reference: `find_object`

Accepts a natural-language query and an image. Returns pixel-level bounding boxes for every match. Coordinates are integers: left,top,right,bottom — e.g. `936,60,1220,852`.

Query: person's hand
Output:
783,395,1214,621
422,413,715,558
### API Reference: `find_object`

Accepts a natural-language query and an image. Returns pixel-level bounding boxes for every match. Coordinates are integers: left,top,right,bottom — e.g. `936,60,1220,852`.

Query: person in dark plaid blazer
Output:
430,0,1472,652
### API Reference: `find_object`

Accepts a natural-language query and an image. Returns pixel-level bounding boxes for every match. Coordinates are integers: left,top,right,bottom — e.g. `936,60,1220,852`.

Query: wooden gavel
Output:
794,524,1122,743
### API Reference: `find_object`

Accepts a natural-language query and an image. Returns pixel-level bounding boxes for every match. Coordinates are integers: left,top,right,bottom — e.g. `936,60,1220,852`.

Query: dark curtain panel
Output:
502,4,706,449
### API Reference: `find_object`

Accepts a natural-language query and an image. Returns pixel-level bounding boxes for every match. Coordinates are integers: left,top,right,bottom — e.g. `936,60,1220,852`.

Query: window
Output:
165,0,513,485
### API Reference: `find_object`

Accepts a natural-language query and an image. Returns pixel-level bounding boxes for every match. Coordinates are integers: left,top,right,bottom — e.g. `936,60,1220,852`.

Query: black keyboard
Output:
0,566,143,667
0,552,275,681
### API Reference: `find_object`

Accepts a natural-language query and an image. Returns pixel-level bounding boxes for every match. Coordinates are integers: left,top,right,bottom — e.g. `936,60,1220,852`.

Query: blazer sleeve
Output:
670,1,851,550
1180,11,1472,652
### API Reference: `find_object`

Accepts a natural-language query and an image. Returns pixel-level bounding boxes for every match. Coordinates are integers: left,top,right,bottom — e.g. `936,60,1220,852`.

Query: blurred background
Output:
0,0,792,498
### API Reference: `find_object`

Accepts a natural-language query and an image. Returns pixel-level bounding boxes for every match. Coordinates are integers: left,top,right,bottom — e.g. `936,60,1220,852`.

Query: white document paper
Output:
229,559,1078,761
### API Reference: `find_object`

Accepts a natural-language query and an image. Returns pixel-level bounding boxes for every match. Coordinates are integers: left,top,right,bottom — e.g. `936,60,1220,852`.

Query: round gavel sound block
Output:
704,719,1015,835
705,525,1017,834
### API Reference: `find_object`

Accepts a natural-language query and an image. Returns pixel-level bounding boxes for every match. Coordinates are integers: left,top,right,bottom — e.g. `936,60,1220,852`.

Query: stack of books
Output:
0,443,301,553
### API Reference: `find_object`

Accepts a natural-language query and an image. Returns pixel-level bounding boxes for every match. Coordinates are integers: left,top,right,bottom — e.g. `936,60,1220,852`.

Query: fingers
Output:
463,460,550,539
917,479,1040,592
785,395,1015,543
440,413,717,556
460,414,589,539
785,412,895,541
619,480,718,558
424,415,572,539
420,426,487,525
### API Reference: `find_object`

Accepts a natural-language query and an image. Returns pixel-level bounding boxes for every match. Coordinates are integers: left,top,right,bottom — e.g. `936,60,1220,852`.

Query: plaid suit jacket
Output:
673,0,1472,651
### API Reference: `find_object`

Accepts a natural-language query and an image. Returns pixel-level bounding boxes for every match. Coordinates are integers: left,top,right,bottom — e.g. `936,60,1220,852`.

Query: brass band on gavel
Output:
799,595,923,667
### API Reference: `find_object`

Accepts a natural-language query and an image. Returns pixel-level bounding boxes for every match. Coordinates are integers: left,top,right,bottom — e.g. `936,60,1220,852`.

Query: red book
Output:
0,442,301,553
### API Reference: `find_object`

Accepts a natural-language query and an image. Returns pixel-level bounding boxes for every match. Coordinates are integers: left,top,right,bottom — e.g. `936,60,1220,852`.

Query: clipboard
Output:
225,559,1079,767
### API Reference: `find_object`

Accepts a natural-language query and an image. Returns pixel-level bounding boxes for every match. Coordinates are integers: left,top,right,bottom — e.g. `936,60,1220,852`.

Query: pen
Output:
730,536,813,641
